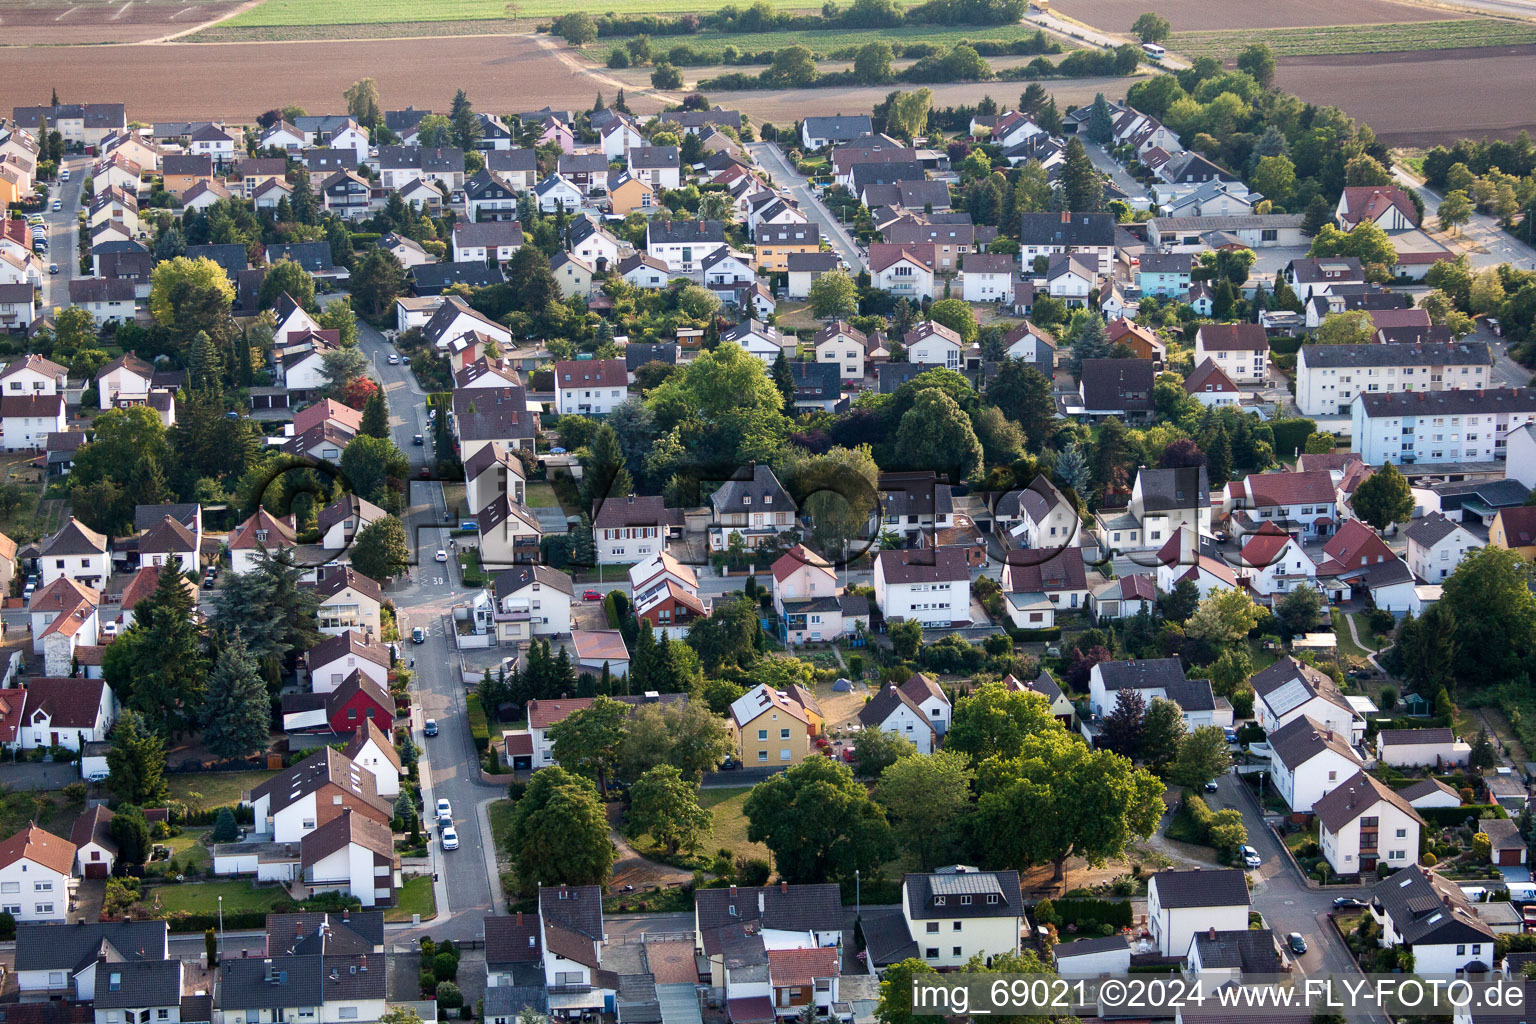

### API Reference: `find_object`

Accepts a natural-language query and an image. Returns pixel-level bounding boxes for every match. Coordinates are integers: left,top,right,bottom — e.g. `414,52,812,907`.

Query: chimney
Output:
781,881,789,894
342,908,349,922
1208,927,1216,940
729,885,738,897
297,923,304,939
359,956,367,972
517,911,524,926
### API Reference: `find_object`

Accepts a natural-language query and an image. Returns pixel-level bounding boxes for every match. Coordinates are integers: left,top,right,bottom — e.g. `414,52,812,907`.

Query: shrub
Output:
734,856,771,886
433,952,459,982
437,983,464,1009
419,971,437,995
1368,608,1396,635
1049,898,1132,932
0,911,13,940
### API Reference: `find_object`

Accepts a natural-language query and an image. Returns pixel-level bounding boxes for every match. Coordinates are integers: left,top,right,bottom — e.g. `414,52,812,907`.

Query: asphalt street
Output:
748,141,866,274
41,154,87,309
356,317,502,942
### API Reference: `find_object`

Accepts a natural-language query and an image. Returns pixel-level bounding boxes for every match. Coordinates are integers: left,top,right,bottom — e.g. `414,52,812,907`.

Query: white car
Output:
1241,845,1261,868
388,353,400,365
436,798,452,820
435,549,448,562
441,826,459,850
60,169,70,181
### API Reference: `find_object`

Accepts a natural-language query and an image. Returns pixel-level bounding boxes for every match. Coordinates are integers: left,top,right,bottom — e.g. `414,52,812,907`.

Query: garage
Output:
84,861,108,878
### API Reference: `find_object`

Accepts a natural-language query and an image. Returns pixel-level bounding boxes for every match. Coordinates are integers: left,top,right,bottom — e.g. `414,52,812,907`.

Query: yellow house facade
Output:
1490,506,1536,559
728,683,816,766
755,224,822,272
608,173,655,216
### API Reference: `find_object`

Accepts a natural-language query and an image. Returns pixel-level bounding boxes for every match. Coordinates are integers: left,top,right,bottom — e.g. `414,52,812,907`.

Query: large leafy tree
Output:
1140,697,1185,771
876,959,942,1024
350,515,410,580
106,710,169,805
625,765,712,855
894,389,983,481
350,249,407,318
548,695,629,796
1351,463,1415,531
339,435,408,504
616,701,732,783
686,594,764,672
1168,725,1234,788
986,360,1054,452
106,558,207,737
945,682,1063,765
743,756,896,884
808,270,858,319
200,631,272,759
70,405,171,535
1440,546,1536,685
852,728,917,779
504,767,615,889
646,342,789,471
876,751,974,869
148,256,236,354
257,258,316,312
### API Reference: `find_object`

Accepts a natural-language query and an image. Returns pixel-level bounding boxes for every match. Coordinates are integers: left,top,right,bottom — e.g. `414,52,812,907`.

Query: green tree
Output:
853,41,894,85
876,959,942,1024
895,389,983,480
808,270,858,318
617,701,732,782
200,632,272,759
257,258,316,312
350,249,407,318
1102,687,1146,757
771,349,796,413
1251,155,1296,206
360,388,389,439
1060,137,1103,212
555,11,597,44
1308,222,1397,280
54,306,98,354
852,727,917,779
651,63,685,90
581,422,633,510
1438,190,1474,234
625,765,712,855
743,756,896,883
343,77,382,127
106,710,168,805
927,299,979,346
1314,309,1378,346
889,618,923,661
211,549,321,674
415,114,454,148
1086,93,1114,145
1441,546,1536,685
686,594,764,672
1159,578,1200,623
149,256,236,351
946,682,1063,764
1140,697,1185,770
350,515,410,580
109,559,208,737
767,45,818,87
647,342,789,469
1351,461,1415,531
876,751,974,869
1236,43,1276,87
212,808,239,843
548,695,629,795
450,89,483,151
1169,725,1234,788
505,767,615,888
986,360,1054,451
974,728,1164,880
321,346,369,393
340,435,409,503
110,807,153,865
1275,584,1324,636
1186,588,1261,645
1131,11,1170,42
889,88,934,143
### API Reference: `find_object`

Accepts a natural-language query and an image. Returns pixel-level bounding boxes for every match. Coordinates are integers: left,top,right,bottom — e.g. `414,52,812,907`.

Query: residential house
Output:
0,393,65,452
1351,388,1536,466
802,116,873,150
600,117,644,160
703,250,759,304
1369,865,1495,975
1376,728,1472,768
858,674,950,754
490,565,573,641
1087,573,1158,624
813,321,872,381
1252,656,1362,740
1043,253,1096,306
1404,512,1483,582
627,146,681,190
729,684,818,766
11,677,115,752
770,545,869,645
904,320,965,370
1077,358,1155,421
0,825,74,921
961,253,1015,302
1054,936,1132,979
475,494,543,569
551,252,596,299
631,552,706,640
161,154,214,198
1336,186,1419,231
1145,868,1251,958
451,221,524,266
899,869,1023,968
11,919,168,998
1316,771,1424,876
1087,658,1225,731
789,361,842,414
879,470,955,542
305,631,390,694
1093,465,1212,554
1269,715,1366,815
709,464,796,553
1490,505,1536,558
249,747,391,843
1185,359,1240,408
606,173,655,216
268,241,347,281
0,284,37,333
1000,547,1089,629
873,547,971,627
1237,522,1318,598
308,567,383,638
377,145,465,190
1183,930,1283,987
558,153,611,196
569,217,626,271
755,223,821,273
299,809,400,907
554,358,628,416
462,170,521,223
68,278,136,322
1284,257,1365,301
1137,251,1194,297
868,244,935,301
592,494,682,566
1228,469,1339,541
646,220,727,276
71,805,118,878
533,174,583,214
216,950,388,1022
1154,151,1239,186
485,148,539,191
280,670,395,736
787,252,840,301
409,261,503,296
1193,323,1269,385
1018,212,1114,277
39,518,109,589
13,103,126,147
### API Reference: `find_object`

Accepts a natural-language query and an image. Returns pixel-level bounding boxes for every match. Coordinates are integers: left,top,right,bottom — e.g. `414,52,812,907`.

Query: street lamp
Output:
217,894,224,965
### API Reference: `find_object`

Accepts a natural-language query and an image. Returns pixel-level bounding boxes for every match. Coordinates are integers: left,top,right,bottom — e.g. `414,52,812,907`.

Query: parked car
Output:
1333,897,1367,909
719,757,742,771
1287,933,1307,954
1242,845,1262,868
60,169,69,181
388,353,400,365
441,826,459,850
436,798,452,821
411,627,425,644
49,264,58,275
413,434,424,446
423,719,438,736
435,549,448,562
1204,780,1219,792
51,199,60,211
418,466,430,478
583,589,602,601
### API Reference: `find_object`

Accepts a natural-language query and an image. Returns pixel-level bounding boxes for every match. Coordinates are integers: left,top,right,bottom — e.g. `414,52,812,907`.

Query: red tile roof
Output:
1197,323,1267,352
771,544,834,583
1184,358,1238,394
1338,186,1418,229
1497,505,1536,548
0,824,75,875
554,358,627,390
24,678,108,728
767,947,840,987
1244,470,1336,507
1239,522,1294,567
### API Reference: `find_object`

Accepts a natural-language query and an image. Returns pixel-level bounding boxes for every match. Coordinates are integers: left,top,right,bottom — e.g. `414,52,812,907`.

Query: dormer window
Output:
743,497,751,505
763,495,772,505
960,896,972,906
987,894,999,904
933,896,946,906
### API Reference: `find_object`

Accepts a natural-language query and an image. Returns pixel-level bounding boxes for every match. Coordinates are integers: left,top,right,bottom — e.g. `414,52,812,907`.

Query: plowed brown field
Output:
0,0,242,44
1053,0,1448,31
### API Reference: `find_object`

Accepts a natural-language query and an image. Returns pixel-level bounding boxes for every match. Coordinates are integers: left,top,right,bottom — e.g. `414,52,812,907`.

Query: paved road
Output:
1394,166,1536,273
40,155,87,309
748,142,866,274
1205,772,1380,1019
1085,140,1150,202
355,318,501,942
1026,11,1190,70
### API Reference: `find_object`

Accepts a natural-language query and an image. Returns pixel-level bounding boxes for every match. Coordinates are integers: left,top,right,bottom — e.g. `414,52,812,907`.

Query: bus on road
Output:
1142,42,1166,60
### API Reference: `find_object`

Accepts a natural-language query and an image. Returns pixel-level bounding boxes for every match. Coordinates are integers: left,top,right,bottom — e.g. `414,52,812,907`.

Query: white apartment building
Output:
1296,342,1493,417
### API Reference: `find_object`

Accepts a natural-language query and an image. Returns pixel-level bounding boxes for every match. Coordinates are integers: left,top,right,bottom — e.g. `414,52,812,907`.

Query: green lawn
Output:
386,874,436,921
1331,609,1371,661
164,830,212,872
459,548,489,587
488,798,517,861
166,771,276,812
151,879,291,915
524,482,559,509
698,787,771,864
1171,18,1536,58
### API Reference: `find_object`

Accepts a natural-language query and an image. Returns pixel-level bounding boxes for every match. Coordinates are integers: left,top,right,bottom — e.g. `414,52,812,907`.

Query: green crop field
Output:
1171,18,1536,58
222,0,837,29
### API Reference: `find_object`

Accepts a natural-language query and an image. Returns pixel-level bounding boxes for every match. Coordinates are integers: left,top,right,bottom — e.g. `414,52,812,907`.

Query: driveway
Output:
748,142,865,273
0,761,81,790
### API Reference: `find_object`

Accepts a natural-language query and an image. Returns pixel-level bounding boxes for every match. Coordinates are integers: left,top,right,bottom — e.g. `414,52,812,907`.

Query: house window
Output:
339,1010,359,1020
926,922,939,933
34,903,52,915
780,748,792,760
952,947,962,957
758,751,768,761
780,728,790,739
758,729,768,740
926,948,939,959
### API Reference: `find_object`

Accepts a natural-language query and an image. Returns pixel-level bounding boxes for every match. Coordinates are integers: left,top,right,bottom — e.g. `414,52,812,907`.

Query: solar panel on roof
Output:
1265,678,1313,717
930,873,1004,896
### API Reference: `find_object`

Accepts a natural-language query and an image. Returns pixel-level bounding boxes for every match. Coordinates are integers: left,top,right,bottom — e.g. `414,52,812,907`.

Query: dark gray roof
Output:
710,464,793,516
1403,512,1465,549
14,921,168,972
265,242,334,273
485,913,542,964
859,908,919,967
648,220,725,245
803,116,873,143
1096,657,1184,692
695,884,842,954
1269,715,1362,772
1251,656,1353,716
378,145,465,174
1434,477,1531,510
384,107,431,132
758,223,821,246
266,912,385,956
1314,770,1424,834
1377,727,1456,746
1191,930,1282,972
790,360,841,400
453,386,537,443
1371,865,1492,945
904,869,1022,920
133,503,199,534
850,162,927,193
411,261,506,294
486,148,538,174
493,564,574,599
1288,256,1363,284
540,884,604,941
875,362,942,394
1079,358,1154,413
1150,868,1249,910
559,152,610,174
625,342,678,371
95,960,183,1009
628,146,678,169
1019,212,1115,247
1139,251,1193,275
787,252,838,272
879,471,953,518
183,244,246,280
1055,934,1131,957
1137,466,1211,511
1302,341,1490,370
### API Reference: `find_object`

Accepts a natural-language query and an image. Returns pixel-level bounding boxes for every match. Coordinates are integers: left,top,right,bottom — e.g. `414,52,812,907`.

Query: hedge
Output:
1418,804,1508,828
1010,626,1062,641
1048,898,1133,931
